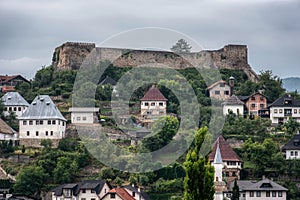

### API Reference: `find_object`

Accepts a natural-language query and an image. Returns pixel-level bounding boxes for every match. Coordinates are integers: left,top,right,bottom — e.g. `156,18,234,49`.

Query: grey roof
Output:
1,92,29,106
238,95,250,101
222,95,244,106
243,179,288,191
214,144,223,164
99,76,117,86
282,134,300,150
123,185,151,200
269,93,300,107
52,179,110,196
19,95,66,121
229,180,256,192
0,118,16,135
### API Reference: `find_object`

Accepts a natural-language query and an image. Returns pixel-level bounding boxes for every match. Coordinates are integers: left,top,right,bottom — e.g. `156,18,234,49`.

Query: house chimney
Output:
262,175,266,180
229,76,235,96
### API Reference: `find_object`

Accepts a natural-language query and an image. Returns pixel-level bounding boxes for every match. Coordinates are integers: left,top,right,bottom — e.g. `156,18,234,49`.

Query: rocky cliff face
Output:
52,42,258,82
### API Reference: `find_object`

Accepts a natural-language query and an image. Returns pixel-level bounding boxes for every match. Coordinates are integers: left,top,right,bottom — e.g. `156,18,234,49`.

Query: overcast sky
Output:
0,0,299,79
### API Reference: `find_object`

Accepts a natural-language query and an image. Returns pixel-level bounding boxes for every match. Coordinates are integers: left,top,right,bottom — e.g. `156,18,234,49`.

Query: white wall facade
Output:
209,84,231,100
0,132,18,141
141,100,166,117
285,150,300,160
223,105,244,116
19,119,66,140
4,105,28,118
71,112,96,124
245,190,286,200
270,107,300,124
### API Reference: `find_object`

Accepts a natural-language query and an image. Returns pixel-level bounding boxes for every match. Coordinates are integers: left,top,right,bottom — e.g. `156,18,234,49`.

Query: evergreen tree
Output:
232,179,239,200
170,39,192,53
183,126,215,200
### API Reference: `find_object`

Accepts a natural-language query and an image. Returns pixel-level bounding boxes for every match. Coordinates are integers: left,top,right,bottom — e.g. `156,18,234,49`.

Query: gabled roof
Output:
68,107,99,113
238,95,249,101
99,76,117,86
207,80,229,90
1,92,29,106
123,185,151,200
209,135,241,162
0,75,30,84
19,95,66,121
104,188,135,200
222,95,244,106
141,85,167,101
243,178,288,191
0,118,16,135
282,134,300,150
52,179,110,196
229,180,256,192
269,93,300,107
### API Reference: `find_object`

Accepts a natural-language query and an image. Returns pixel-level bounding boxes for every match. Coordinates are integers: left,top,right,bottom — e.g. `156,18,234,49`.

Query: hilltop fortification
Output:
52,42,258,81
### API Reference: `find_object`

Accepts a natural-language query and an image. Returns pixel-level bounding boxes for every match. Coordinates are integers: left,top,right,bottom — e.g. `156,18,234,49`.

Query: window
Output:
272,191,276,197
18,107,21,111
77,117,81,121
91,199,95,200
36,131,39,136
82,189,86,193
294,109,298,114
52,120,56,125
232,172,236,177
215,90,220,95
159,102,163,106
29,120,33,125
145,102,149,106
251,104,255,108
23,121,27,125
251,96,255,100
14,107,17,111
278,191,282,197
36,120,40,125
81,198,86,200
250,191,254,197
295,151,298,156
291,151,294,156
4,107,7,111
260,104,264,108
260,96,264,101
105,189,107,193
46,131,48,136
220,83,225,87
27,131,30,136
62,122,65,126
48,120,51,125
132,192,135,197
266,191,270,197
256,191,261,197
51,131,53,136
9,107,12,111
110,193,116,198
226,172,229,177
279,109,283,114
274,109,278,113
83,117,87,121
151,102,155,106
224,91,229,95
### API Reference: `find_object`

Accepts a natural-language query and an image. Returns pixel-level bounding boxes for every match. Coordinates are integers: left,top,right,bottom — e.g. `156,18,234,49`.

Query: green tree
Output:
142,116,179,152
170,39,192,53
53,156,78,184
283,117,300,135
40,139,52,149
232,179,239,200
14,166,48,198
183,126,215,200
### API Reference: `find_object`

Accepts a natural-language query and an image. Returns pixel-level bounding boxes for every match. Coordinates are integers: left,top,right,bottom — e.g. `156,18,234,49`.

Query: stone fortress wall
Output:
52,42,259,82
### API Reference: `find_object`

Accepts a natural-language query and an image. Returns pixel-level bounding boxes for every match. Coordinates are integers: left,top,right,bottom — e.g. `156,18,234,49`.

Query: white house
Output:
52,180,111,200
222,95,244,116
0,118,19,146
18,95,66,147
123,185,151,200
68,107,99,124
1,92,29,118
101,188,135,200
208,80,231,101
282,133,300,160
140,85,167,121
269,94,300,125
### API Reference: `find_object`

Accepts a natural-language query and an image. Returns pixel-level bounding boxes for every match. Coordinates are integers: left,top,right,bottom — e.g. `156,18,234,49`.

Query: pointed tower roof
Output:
141,85,167,101
214,142,223,164
209,135,241,162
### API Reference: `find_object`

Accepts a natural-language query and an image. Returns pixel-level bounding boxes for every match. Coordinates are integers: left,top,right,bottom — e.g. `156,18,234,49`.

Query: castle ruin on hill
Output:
52,42,259,82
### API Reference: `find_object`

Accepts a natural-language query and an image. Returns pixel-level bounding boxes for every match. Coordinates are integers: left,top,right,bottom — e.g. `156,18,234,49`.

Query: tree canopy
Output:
170,39,192,53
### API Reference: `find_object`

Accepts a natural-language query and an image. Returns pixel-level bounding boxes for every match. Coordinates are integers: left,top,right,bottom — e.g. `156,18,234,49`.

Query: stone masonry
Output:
52,42,259,82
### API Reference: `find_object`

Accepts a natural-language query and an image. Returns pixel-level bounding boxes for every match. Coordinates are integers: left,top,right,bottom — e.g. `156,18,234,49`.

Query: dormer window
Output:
294,139,299,146
220,83,225,87
260,183,272,188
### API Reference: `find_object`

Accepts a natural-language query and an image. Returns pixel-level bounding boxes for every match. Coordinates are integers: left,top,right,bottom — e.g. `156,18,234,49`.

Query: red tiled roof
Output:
141,85,167,101
0,75,18,83
110,188,135,200
209,135,241,162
